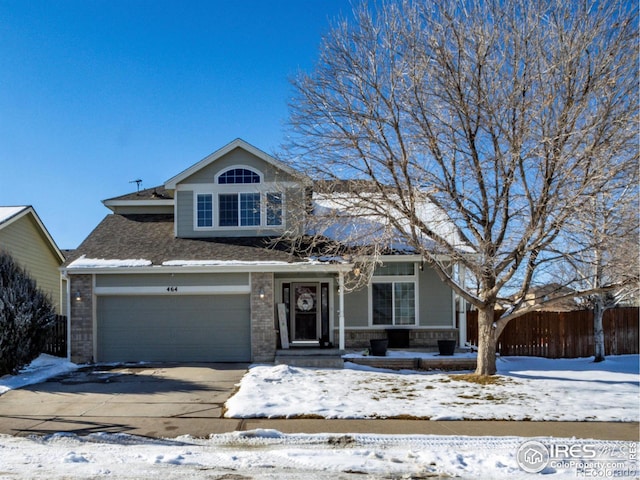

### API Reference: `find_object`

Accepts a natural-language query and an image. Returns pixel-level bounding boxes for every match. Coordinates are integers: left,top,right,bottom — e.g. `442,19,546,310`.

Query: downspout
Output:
338,271,345,350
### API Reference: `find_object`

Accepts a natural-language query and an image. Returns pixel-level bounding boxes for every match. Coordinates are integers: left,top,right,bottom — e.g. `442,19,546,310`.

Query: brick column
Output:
69,274,93,363
250,272,276,362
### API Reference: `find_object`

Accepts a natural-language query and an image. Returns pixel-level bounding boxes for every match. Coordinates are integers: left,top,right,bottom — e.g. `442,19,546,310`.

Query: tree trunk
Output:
593,299,606,362
475,306,498,376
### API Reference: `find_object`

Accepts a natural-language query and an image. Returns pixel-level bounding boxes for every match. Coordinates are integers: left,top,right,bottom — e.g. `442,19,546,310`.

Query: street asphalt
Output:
0,364,637,441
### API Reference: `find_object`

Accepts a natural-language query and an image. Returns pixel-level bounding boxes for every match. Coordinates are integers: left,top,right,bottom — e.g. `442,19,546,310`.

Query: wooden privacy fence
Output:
43,315,67,358
466,307,639,358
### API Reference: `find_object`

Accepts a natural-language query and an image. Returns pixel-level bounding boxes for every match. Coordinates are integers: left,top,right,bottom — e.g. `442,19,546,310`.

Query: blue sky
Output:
0,0,353,249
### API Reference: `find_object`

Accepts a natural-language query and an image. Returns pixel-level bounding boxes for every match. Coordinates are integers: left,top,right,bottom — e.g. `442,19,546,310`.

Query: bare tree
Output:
285,0,639,375
564,183,639,362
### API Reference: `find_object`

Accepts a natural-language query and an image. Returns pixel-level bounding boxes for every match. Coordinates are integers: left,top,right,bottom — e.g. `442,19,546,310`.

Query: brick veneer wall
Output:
69,274,93,363
339,328,458,349
251,272,276,362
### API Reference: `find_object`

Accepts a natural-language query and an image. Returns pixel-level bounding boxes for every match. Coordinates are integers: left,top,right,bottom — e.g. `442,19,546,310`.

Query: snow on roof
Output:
311,193,472,253
163,260,293,266
0,206,28,225
68,255,152,268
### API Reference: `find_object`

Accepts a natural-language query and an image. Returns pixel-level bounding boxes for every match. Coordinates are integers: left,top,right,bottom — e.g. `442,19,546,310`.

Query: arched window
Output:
217,168,260,184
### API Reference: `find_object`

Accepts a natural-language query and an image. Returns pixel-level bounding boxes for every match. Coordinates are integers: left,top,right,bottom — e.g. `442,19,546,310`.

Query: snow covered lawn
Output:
225,354,640,421
0,354,637,478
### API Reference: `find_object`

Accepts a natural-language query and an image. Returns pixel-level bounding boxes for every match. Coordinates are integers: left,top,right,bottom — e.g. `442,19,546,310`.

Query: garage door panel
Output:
97,295,250,363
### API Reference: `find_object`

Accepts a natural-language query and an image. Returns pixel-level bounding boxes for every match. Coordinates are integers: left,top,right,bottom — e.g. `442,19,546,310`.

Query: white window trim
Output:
214,165,263,184
368,262,419,327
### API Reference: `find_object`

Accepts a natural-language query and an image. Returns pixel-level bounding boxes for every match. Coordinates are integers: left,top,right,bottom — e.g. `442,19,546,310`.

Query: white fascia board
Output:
94,285,251,296
64,262,353,275
165,138,310,189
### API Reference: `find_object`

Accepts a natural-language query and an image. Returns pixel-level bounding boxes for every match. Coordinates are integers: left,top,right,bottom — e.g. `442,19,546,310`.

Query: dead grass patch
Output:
448,373,508,386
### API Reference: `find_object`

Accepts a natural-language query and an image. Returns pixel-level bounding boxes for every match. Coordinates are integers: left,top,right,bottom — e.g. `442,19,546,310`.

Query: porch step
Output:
275,348,344,368
346,354,477,372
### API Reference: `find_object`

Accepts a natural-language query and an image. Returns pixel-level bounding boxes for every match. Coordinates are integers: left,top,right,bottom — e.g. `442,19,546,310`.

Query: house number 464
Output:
166,286,178,292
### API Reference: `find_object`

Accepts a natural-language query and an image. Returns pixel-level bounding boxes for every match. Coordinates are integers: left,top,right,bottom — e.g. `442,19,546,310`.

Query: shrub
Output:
0,251,56,375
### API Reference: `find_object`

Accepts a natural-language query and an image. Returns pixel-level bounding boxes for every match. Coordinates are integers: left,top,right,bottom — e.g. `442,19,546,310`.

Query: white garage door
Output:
97,295,251,363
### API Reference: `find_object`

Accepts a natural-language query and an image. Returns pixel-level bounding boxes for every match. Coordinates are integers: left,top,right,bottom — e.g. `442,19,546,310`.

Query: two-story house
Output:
62,139,462,364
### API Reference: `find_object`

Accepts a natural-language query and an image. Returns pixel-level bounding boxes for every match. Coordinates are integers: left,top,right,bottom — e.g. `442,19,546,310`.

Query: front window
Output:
266,192,283,226
372,282,416,325
196,194,213,227
193,166,285,230
219,193,261,227
371,262,417,326
219,194,238,227
240,193,260,226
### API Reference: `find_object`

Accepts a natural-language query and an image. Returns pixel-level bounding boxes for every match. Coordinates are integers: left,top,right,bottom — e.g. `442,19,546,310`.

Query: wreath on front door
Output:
297,292,314,311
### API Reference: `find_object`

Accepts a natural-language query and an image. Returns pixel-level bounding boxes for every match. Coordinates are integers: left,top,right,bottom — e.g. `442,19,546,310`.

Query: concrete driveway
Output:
0,363,248,438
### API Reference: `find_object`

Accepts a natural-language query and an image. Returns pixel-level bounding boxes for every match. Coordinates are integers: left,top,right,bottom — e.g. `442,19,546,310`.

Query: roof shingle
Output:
63,214,301,267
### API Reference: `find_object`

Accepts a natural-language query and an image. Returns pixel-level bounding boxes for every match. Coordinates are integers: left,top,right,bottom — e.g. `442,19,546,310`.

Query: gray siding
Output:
418,267,453,327
176,190,193,238
344,288,369,327
181,148,297,184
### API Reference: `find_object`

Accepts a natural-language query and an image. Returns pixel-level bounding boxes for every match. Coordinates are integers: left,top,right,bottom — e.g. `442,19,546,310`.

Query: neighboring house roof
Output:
165,138,311,189
521,283,580,312
0,206,65,263
63,214,313,268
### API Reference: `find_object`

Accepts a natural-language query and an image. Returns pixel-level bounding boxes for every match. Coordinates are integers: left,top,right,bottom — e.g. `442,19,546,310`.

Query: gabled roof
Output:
165,138,309,189
0,206,65,263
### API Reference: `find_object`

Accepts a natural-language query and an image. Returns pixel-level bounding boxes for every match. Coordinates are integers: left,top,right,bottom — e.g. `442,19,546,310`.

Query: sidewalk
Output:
3,415,637,441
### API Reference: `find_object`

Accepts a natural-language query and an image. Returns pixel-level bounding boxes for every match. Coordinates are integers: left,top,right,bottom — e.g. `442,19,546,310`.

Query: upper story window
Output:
196,194,213,228
194,166,284,230
217,168,260,184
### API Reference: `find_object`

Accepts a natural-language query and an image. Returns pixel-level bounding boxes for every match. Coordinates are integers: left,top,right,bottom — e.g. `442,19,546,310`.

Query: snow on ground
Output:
0,354,78,395
0,354,637,478
225,354,639,422
0,431,636,479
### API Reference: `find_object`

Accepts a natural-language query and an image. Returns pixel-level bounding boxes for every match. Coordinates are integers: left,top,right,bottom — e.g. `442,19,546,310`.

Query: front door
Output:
291,283,320,343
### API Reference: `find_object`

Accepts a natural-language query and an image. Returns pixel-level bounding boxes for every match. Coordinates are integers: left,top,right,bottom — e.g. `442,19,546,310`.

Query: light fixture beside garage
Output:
75,291,82,302
259,288,265,299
